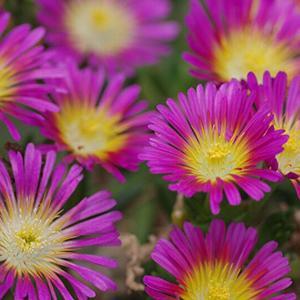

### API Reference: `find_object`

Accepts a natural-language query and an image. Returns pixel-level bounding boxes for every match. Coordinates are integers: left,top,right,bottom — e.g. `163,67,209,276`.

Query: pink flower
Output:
0,144,122,298
0,12,61,140
144,220,296,299
184,0,300,82
141,80,287,214
248,71,300,198
37,0,179,75
38,61,150,182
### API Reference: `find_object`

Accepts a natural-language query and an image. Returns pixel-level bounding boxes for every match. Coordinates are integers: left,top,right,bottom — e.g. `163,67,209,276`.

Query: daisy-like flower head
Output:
144,220,296,299
141,80,288,214
0,143,122,299
184,0,300,83
37,0,179,75
248,71,300,198
0,12,61,140
38,62,149,182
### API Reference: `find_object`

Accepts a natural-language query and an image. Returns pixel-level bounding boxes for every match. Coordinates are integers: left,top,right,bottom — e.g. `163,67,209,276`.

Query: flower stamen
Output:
185,134,248,183
213,28,296,82
207,280,230,300
91,9,109,27
56,105,127,158
207,143,231,161
16,228,42,253
277,123,300,175
65,0,136,55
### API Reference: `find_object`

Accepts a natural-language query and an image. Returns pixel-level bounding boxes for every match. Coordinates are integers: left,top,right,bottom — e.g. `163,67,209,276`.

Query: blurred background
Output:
2,0,300,298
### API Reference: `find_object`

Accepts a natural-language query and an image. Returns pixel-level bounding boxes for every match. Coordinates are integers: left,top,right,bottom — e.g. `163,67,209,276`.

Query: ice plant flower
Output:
38,62,149,182
0,143,122,299
248,71,300,198
37,0,179,75
141,80,287,214
144,220,296,299
184,0,300,82
0,12,61,140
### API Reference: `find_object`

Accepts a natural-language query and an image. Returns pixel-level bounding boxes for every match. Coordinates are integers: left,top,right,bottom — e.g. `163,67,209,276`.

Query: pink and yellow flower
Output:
0,144,122,298
38,62,149,182
0,11,61,140
144,220,296,299
141,80,287,214
248,71,300,198
37,0,179,75
184,0,300,82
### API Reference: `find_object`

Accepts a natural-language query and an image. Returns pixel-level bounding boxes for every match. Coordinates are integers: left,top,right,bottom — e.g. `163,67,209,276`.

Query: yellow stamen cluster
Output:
65,0,136,55
0,207,66,276
16,227,42,253
180,262,257,300
213,28,296,82
56,104,128,159
91,10,109,27
207,143,231,161
207,280,230,300
184,130,249,183
276,122,300,175
0,62,15,100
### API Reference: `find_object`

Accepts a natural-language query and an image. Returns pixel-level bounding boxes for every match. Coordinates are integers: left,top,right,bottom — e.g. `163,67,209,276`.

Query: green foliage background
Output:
2,0,300,298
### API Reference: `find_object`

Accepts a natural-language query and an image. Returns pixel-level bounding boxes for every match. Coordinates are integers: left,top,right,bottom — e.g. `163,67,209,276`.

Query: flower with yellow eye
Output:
141,80,287,214
0,11,61,140
144,220,296,299
184,0,300,83
248,71,300,198
38,62,150,181
37,0,179,74
0,144,122,299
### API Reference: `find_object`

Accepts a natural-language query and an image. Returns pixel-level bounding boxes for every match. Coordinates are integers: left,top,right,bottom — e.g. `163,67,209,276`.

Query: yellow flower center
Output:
180,262,257,300
213,28,296,82
277,122,300,175
207,143,231,161
56,104,128,159
207,281,230,300
16,227,42,253
0,62,15,100
91,10,109,27
0,207,65,276
65,0,136,55
184,130,249,183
